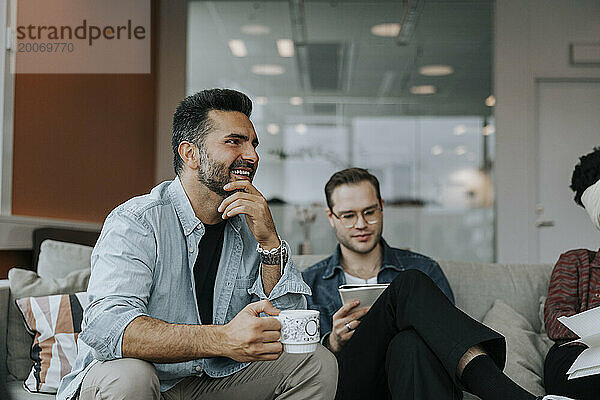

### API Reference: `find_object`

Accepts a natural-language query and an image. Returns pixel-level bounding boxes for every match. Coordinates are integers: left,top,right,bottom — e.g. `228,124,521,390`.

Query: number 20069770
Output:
17,42,74,52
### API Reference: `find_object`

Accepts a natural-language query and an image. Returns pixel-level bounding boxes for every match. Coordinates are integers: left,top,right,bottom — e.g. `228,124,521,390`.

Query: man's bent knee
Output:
389,268,427,289
79,358,160,400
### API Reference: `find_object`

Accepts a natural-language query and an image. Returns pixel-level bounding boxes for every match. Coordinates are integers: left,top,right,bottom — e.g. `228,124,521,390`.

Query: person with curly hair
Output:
543,147,600,399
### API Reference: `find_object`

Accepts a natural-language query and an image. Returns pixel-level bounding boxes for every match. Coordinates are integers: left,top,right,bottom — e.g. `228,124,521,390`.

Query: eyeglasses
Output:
330,205,382,228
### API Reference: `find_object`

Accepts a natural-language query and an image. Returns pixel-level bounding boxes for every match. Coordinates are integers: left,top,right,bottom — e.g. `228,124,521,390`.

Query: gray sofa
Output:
1,251,555,399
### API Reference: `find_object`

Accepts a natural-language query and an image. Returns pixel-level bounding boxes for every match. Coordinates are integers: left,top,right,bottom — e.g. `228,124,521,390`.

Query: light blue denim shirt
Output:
57,177,311,399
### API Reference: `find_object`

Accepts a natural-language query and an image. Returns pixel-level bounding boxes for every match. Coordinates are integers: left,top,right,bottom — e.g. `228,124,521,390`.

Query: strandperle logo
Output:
17,19,147,46
15,0,151,74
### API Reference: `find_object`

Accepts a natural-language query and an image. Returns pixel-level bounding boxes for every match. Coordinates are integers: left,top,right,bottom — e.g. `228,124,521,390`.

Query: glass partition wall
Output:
187,0,495,262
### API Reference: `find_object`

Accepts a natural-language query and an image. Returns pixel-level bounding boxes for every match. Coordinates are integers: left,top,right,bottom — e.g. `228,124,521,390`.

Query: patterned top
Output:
544,248,600,342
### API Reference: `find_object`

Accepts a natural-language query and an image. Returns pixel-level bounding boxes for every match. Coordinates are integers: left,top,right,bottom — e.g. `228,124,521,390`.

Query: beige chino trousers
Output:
78,344,337,400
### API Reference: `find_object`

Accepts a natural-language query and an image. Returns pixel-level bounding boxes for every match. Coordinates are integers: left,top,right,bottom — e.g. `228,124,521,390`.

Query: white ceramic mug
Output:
274,310,320,353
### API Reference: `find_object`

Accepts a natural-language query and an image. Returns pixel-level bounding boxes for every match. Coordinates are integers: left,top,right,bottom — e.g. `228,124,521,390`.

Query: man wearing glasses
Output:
302,168,569,400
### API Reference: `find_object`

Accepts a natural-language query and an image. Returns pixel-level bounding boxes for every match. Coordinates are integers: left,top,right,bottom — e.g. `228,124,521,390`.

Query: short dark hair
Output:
571,146,600,206
171,88,252,175
325,167,382,210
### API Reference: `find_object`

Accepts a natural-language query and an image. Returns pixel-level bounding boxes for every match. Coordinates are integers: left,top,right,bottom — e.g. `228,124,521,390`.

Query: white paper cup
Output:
274,310,320,353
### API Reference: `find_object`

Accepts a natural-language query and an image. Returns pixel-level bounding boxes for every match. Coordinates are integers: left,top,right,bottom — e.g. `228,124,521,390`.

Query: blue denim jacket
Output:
301,239,454,341
57,177,311,399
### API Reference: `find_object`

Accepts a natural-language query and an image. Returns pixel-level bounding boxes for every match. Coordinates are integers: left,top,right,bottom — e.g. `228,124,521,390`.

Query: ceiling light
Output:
485,95,496,107
410,85,436,95
241,24,270,35
228,40,247,57
289,96,303,106
454,125,467,136
252,64,285,76
431,145,443,155
277,39,294,57
419,65,454,76
255,96,267,105
267,123,280,135
371,23,401,37
483,125,496,135
295,124,307,134
455,145,467,155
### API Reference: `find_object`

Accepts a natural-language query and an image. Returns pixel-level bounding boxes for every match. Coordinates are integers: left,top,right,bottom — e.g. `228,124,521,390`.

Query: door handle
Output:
536,220,555,228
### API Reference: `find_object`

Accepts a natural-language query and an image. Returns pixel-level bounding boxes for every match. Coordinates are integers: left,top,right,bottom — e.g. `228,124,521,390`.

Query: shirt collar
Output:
167,176,242,236
321,238,402,279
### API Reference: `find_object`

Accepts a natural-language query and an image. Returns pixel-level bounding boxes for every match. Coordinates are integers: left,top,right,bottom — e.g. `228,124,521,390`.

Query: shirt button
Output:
596,293,600,298
189,247,195,253
227,282,232,287
195,366,202,372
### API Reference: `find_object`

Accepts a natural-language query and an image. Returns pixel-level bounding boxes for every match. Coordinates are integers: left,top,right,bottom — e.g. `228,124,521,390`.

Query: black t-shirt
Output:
193,221,226,324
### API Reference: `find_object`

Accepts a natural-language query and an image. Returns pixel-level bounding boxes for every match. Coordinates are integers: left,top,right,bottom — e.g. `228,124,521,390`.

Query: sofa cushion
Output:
37,240,93,280
482,299,549,396
16,292,88,394
6,380,55,399
439,261,553,329
7,268,90,380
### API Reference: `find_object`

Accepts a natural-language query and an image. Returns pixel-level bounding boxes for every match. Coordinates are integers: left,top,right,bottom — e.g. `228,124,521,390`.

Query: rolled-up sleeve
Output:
248,257,311,310
78,209,156,361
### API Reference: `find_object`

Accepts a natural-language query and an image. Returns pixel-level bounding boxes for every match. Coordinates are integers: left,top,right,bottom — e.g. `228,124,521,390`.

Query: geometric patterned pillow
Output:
15,292,88,394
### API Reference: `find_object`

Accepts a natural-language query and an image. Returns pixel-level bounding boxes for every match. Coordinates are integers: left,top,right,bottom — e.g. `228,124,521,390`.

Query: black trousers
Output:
335,269,506,400
544,343,600,400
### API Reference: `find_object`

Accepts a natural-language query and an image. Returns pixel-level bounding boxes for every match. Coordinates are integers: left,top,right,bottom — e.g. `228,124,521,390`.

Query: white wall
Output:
494,0,600,263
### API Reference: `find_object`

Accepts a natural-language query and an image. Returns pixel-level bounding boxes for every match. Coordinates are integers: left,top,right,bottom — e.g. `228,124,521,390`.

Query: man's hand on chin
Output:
217,180,280,249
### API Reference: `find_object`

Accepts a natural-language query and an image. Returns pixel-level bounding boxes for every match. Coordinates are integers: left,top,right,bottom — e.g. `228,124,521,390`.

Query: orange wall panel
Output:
12,73,156,223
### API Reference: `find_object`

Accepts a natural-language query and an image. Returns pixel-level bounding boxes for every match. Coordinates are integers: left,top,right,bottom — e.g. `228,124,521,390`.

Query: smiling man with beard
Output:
302,168,573,400
56,89,337,400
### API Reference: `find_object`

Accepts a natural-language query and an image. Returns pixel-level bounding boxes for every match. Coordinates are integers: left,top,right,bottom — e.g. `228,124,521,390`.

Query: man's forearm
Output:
122,315,225,363
261,264,281,296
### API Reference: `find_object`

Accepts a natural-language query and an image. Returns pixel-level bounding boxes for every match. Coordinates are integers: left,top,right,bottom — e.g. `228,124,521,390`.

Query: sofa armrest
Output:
0,279,9,381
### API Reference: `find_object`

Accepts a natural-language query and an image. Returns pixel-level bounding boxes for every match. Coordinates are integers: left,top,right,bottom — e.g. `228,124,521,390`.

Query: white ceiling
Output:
187,0,494,122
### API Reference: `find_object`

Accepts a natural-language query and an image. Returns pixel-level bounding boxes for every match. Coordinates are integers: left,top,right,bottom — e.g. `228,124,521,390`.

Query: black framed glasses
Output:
330,205,382,228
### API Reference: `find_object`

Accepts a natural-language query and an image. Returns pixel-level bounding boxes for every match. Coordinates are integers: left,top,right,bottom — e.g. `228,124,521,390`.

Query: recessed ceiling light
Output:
252,64,285,76
267,123,280,135
295,124,307,134
277,39,294,57
419,65,454,76
431,145,443,155
485,95,496,107
454,125,466,136
289,96,303,106
241,24,270,35
483,125,496,135
455,145,467,155
371,23,401,37
228,40,247,57
255,96,267,105
410,85,436,95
